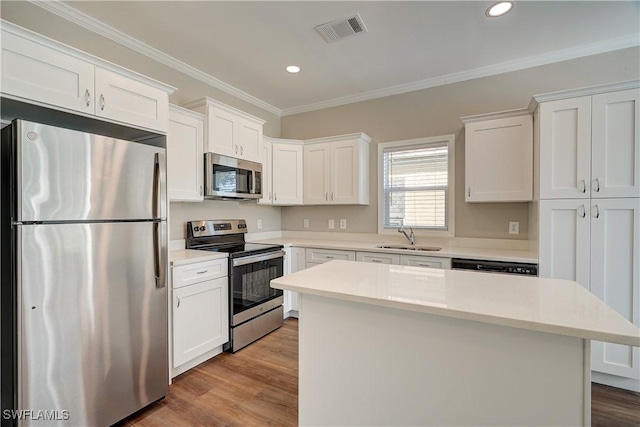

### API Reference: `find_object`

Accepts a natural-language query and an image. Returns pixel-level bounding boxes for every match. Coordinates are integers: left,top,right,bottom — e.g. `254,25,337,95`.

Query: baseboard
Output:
592,371,640,393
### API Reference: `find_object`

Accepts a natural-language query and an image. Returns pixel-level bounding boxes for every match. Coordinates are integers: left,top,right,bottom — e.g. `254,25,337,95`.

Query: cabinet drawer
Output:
306,248,356,264
400,255,451,269
356,251,400,265
172,259,228,289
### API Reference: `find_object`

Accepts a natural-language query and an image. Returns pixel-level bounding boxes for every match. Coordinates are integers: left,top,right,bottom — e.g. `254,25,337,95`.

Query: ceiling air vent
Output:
315,14,368,43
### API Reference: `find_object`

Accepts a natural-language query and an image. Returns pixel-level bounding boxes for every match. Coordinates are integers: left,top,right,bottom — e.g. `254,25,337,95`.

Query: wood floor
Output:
120,318,639,426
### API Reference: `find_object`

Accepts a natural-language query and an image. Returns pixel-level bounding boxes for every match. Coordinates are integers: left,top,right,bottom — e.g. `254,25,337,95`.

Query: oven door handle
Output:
232,250,285,267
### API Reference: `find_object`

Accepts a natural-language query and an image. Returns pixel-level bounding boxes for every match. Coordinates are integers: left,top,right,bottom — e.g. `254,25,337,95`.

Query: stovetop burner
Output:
185,219,283,258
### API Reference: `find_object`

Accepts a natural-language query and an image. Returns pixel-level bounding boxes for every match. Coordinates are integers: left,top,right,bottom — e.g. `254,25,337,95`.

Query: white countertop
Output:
271,260,640,346
170,249,228,266
255,238,538,263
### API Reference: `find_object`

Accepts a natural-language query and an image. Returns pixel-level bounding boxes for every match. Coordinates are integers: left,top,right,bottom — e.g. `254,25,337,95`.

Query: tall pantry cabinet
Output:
534,83,640,390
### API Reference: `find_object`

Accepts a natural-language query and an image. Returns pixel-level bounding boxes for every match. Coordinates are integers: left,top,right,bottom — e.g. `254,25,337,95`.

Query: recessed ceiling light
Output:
286,65,301,74
486,1,514,17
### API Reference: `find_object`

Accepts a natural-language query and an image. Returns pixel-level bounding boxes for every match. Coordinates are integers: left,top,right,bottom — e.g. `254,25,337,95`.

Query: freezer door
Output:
18,222,168,426
16,120,166,222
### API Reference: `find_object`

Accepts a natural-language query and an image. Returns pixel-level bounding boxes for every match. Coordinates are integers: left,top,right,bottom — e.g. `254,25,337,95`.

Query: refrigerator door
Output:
16,120,166,222
18,221,168,426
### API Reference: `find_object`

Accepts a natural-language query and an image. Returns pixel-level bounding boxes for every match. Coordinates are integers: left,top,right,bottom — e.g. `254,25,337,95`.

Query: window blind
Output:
382,142,449,230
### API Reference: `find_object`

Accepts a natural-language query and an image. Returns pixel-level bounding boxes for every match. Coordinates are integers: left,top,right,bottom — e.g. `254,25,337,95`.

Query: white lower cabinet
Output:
399,255,452,269
306,248,356,268
283,247,305,318
539,198,640,382
171,259,228,376
356,251,400,265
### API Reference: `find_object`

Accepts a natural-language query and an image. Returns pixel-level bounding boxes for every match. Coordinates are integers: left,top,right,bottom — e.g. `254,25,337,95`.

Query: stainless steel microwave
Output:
204,153,262,200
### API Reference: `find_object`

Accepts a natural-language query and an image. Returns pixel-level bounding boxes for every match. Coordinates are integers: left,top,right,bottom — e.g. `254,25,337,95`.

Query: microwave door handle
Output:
250,170,256,194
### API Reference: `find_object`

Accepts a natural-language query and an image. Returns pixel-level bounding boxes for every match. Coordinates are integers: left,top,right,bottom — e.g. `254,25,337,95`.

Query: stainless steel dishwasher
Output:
451,258,538,276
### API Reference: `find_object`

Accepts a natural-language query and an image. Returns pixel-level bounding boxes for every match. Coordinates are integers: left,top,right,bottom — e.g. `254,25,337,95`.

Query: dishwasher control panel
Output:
451,258,538,276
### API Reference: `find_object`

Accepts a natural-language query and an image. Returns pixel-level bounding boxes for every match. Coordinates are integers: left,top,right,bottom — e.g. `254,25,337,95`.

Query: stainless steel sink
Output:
375,244,442,251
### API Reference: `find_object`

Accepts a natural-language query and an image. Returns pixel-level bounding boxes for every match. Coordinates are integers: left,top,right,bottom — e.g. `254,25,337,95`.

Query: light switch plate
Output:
303,219,309,228
328,219,335,229
340,219,347,229
257,219,263,229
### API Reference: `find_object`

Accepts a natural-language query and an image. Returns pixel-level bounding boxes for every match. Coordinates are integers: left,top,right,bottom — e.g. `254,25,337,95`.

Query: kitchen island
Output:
271,260,640,427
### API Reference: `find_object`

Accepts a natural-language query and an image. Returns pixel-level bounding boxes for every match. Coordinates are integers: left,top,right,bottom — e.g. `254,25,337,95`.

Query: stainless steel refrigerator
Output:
1,119,168,426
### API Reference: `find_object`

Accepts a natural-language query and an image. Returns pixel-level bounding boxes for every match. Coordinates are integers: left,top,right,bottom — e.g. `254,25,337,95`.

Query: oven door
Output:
230,250,284,325
204,152,262,200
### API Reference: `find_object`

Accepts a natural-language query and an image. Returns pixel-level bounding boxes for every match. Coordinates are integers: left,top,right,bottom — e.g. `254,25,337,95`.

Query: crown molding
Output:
281,34,640,116
29,0,282,117
29,1,639,119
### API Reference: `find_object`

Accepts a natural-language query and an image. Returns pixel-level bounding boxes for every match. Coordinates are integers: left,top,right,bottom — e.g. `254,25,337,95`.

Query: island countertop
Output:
271,260,640,347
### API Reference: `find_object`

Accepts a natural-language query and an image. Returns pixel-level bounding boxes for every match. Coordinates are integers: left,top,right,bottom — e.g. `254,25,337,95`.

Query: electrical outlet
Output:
340,219,347,229
509,221,519,235
303,219,309,228
257,219,263,230
328,219,335,229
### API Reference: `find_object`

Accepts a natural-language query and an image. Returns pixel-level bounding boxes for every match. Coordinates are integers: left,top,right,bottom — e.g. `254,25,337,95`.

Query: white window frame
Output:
377,135,455,238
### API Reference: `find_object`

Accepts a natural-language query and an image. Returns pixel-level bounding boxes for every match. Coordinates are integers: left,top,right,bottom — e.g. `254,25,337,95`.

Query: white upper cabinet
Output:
0,22,174,132
591,89,640,198
303,133,371,205
183,97,265,163
462,111,533,202
272,141,304,205
258,137,273,205
538,88,639,199
168,105,204,202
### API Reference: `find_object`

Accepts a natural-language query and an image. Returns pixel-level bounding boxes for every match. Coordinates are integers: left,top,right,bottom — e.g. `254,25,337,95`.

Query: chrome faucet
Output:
398,226,415,245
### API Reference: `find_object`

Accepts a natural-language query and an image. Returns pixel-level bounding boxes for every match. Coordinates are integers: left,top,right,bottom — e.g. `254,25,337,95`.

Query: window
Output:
378,135,455,236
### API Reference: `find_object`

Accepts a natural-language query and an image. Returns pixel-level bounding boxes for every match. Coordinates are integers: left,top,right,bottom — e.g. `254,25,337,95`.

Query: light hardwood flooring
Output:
119,318,639,426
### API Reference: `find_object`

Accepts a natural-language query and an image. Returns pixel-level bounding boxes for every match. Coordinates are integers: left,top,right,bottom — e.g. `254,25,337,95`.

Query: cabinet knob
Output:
85,89,91,107
99,94,105,111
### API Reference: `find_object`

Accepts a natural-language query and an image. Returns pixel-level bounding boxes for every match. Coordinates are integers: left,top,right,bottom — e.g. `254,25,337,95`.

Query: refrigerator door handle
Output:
154,153,167,220
154,222,167,288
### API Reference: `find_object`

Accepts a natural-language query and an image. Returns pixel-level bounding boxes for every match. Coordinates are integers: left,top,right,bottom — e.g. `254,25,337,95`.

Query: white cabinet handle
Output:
325,256,334,259
200,185,203,196
196,270,208,275
274,193,277,201
99,94,105,111
176,296,181,308
593,178,600,193
325,193,328,201
371,259,382,263
331,192,334,201
468,187,471,197
578,205,586,218
593,204,600,219
579,179,586,193
85,89,91,107
240,146,243,155
235,145,238,154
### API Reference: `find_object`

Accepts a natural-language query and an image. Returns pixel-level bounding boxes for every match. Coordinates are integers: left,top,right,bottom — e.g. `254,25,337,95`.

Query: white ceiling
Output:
51,1,639,115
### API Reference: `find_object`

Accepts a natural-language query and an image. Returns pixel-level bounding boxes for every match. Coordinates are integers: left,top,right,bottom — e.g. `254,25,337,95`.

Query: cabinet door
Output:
356,252,400,265
303,143,331,205
206,106,237,156
258,138,273,205
94,68,168,132
399,256,451,269
538,200,590,289
272,143,303,205
1,31,94,115
172,277,229,368
238,118,262,162
591,89,640,198
590,198,640,379
539,97,592,199
331,139,361,204
465,115,533,202
168,107,204,202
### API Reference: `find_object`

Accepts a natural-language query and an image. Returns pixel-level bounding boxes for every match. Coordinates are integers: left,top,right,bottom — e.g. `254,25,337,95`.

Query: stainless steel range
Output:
186,219,284,352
